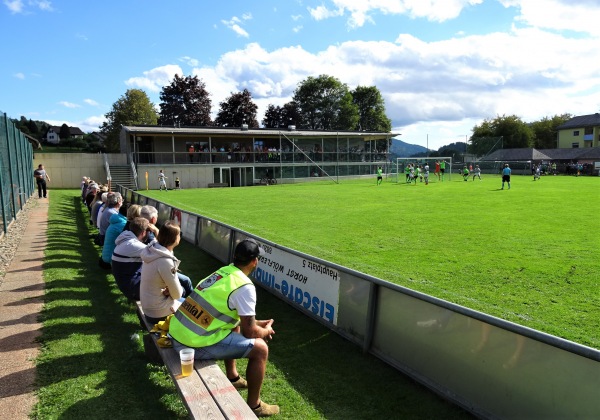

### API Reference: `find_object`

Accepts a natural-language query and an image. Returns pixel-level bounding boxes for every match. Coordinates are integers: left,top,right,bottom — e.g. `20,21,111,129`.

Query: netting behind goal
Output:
477,160,533,175
390,157,453,182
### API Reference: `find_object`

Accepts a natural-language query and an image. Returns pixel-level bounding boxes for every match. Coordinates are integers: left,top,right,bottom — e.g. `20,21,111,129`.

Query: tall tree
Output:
159,74,212,126
351,85,392,132
262,104,281,128
27,119,39,134
292,75,359,130
530,114,572,149
214,89,259,128
59,123,71,140
100,89,158,152
261,101,300,128
470,115,534,156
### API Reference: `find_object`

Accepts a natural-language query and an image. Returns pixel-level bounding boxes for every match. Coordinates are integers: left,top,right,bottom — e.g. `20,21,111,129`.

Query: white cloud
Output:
308,0,483,28
222,15,250,38
45,115,104,133
4,0,23,13
291,14,302,21
58,101,80,108
165,23,600,149
293,25,303,33
35,0,52,11
125,64,183,92
4,0,53,13
14,72,25,79
84,99,99,106
76,33,88,41
501,0,600,36
179,56,199,67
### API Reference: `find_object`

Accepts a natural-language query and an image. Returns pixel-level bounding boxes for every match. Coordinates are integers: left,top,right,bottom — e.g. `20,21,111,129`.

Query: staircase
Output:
109,165,137,190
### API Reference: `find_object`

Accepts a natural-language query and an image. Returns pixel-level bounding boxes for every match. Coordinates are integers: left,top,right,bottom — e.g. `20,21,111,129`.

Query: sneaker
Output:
252,401,280,417
230,376,248,389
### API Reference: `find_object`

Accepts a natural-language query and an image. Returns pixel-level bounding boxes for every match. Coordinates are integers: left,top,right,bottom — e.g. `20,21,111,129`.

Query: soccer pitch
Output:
143,174,600,349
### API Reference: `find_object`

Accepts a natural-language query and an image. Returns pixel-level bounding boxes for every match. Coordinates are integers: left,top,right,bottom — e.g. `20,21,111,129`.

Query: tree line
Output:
468,114,572,156
99,74,392,151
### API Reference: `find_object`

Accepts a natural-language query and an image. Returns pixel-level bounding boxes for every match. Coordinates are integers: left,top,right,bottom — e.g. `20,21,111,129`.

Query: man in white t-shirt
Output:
169,239,279,417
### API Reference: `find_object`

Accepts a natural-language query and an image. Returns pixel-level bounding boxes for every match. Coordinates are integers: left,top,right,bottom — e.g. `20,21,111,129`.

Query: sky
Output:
2,0,600,150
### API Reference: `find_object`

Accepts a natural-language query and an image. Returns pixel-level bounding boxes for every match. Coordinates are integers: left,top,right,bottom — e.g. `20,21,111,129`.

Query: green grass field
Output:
143,174,600,349
35,190,473,419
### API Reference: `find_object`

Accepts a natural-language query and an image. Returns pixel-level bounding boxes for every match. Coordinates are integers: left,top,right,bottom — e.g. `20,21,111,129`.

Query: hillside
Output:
389,138,428,157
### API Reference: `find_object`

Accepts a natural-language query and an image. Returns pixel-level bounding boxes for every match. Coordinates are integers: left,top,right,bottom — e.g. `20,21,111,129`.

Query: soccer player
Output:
462,166,470,181
472,165,482,181
404,163,411,183
434,160,441,180
440,160,446,181
533,165,541,181
158,169,168,191
376,166,383,185
501,163,511,189
424,163,430,185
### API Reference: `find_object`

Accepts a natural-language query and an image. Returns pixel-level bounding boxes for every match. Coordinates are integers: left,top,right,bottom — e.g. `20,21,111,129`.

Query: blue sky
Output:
2,0,600,150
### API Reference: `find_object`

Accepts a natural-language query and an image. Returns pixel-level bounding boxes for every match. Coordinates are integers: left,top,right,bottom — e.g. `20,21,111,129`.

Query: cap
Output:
234,239,265,263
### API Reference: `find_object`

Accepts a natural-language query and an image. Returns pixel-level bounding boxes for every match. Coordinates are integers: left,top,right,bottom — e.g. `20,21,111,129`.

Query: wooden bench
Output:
207,183,229,188
136,302,257,420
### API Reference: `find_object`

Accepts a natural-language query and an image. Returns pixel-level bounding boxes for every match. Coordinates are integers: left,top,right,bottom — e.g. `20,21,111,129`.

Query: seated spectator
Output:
140,205,159,243
97,192,123,246
112,217,155,300
96,192,109,228
91,189,107,230
140,221,193,324
100,203,129,267
85,182,99,212
122,204,142,232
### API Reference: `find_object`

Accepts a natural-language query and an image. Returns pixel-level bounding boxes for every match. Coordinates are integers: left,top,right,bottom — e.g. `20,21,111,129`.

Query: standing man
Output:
501,163,512,190
439,160,446,181
424,163,430,185
33,164,50,198
158,170,168,191
188,144,195,163
472,165,482,181
169,239,280,417
376,166,383,185
434,160,441,180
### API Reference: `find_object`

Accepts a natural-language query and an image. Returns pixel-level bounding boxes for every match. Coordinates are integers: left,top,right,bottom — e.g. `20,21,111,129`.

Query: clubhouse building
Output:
120,125,397,188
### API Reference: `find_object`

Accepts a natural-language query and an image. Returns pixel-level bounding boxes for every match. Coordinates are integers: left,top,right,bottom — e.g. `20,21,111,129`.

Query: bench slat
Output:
196,360,258,420
136,302,257,419
136,303,225,419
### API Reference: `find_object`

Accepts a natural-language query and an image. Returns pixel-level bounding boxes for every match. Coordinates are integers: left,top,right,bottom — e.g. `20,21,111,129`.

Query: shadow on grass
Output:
34,194,187,419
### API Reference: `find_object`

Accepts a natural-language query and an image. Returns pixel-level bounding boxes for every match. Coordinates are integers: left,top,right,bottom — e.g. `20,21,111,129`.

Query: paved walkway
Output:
0,199,48,418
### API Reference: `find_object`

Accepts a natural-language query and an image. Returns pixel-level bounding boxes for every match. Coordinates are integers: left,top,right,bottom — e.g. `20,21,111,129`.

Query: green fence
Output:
0,112,34,235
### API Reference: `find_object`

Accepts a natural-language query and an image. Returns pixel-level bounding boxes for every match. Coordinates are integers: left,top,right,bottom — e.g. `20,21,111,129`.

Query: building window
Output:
584,127,593,135
573,130,579,136
571,142,579,148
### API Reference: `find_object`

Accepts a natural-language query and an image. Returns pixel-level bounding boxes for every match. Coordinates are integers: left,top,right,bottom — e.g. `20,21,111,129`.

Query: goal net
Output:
390,157,453,183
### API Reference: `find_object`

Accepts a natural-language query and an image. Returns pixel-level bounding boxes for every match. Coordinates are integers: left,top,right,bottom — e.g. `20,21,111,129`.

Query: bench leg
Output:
143,334,163,365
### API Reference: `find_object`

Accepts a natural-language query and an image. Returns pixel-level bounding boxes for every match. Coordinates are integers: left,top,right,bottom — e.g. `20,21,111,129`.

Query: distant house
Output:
44,125,85,144
557,113,600,149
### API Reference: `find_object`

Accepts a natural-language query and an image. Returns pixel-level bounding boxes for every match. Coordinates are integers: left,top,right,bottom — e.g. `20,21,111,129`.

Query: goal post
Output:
393,157,453,182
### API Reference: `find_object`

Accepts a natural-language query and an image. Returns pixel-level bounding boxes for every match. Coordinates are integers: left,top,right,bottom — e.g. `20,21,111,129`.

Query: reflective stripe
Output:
174,311,223,337
188,290,238,325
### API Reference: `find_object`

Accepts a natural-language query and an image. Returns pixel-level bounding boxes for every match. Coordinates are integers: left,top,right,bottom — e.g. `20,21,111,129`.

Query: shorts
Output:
502,175,511,182
440,168,445,173
171,331,255,360
377,176,382,180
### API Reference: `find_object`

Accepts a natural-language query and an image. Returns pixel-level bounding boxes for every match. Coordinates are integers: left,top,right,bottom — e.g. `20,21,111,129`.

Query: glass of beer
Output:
179,348,195,377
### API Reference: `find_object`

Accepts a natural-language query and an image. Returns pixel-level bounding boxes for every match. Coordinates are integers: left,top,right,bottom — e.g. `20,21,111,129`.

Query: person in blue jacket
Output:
100,204,128,267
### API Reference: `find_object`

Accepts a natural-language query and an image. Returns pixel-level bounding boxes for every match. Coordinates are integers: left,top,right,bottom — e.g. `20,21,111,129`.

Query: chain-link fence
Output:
0,112,34,236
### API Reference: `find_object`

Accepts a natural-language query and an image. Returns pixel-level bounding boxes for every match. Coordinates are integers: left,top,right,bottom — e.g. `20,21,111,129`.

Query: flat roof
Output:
122,125,399,141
